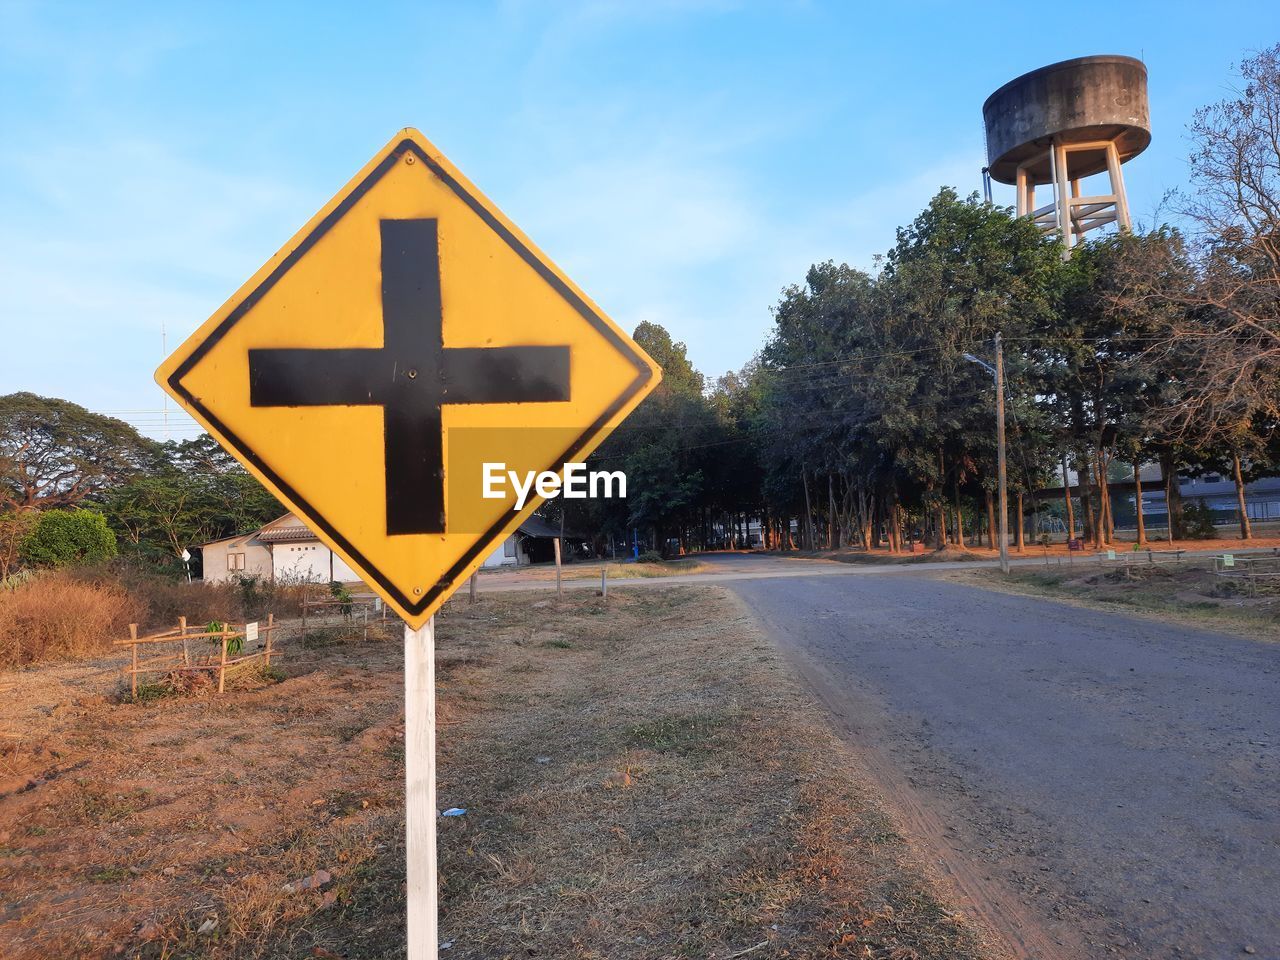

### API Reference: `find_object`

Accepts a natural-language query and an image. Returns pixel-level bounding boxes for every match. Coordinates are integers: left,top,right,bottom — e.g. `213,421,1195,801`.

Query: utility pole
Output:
994,333,1009,575
963,336,1010,574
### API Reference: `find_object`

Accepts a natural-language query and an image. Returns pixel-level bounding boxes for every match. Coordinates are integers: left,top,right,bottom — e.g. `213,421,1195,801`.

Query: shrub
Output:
1182,500,1218,540
0,570,132,668
21,509,117,568
636,550,664,564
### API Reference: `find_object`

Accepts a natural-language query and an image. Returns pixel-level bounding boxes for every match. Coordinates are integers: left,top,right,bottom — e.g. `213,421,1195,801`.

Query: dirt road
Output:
731,573,1280,960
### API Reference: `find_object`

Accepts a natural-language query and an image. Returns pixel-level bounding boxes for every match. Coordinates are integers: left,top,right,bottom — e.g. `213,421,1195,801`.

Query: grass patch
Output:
627,711,733,753
131,680,179,704
65,787,150,825
954,564,1280,641
88,867,130,884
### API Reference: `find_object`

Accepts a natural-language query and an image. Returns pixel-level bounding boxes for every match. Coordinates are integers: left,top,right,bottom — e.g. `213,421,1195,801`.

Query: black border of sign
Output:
169,138,653,617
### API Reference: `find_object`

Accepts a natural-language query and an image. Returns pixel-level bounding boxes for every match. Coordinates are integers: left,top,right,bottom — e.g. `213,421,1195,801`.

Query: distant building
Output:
198,511,575,583
1041,466,1280,529
200,529,273,583
1142,473,1280,525
199,513,358,585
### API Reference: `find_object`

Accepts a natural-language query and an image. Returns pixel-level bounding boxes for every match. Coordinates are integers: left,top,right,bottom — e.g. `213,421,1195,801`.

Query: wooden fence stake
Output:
217,634,229,694
179,616,188,666
601,567,607,598
301,595,308,643
265,613,274,667
404,617,438,960
469,573,477,604
129,624,138,699
553,537,562,600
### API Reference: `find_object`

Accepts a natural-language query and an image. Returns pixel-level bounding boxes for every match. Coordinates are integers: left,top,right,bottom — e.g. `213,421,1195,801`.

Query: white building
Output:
200,512,570,582
199,513,357,584
200,529,273,583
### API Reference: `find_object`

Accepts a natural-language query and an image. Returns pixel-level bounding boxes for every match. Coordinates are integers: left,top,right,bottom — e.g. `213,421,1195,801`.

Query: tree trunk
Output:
1133,460,1147,546
1079,452,1098,547
953,476,965,549
801,473,815,551
1062,452,1076,540
985,490,996,549
1015,492,1026,552
1164,455,1184,541
1095,452,1113,544
892,488,904,553
828,475,837,549
1232,451,1252,540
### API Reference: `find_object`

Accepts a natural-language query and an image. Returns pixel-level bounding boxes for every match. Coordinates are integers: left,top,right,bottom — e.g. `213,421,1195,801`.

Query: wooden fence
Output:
1210,553,1280,596
300,592,385,641
116,614,278,699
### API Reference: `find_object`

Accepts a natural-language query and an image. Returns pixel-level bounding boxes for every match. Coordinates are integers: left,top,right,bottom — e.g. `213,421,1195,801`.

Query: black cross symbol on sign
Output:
248,218,571,536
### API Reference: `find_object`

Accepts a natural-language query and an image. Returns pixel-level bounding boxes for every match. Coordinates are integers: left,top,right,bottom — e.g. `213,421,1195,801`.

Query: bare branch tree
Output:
1122,46,1280,445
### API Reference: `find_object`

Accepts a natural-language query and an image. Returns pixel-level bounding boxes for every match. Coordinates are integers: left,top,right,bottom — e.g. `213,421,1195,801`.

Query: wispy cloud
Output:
0,133,308,426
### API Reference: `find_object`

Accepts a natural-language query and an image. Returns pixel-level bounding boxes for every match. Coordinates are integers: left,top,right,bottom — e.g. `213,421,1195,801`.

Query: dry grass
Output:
951,563,1280,641
0,568,312,670
0,587,993,960
0,571,132,668
483,557,714,583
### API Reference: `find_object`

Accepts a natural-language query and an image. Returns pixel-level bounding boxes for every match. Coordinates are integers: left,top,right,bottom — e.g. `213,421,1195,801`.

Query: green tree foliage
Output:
0,393,156,510
20,509,117,568
97,437,281,573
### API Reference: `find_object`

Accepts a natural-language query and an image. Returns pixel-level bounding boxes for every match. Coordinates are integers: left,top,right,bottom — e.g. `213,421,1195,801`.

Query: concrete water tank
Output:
982,55,1150,254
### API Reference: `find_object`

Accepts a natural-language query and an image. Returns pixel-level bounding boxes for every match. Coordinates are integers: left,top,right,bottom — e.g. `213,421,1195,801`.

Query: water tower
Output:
983,55,1150,257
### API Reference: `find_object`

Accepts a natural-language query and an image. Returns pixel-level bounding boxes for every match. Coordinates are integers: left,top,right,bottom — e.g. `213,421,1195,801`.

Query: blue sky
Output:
1,0,1274,439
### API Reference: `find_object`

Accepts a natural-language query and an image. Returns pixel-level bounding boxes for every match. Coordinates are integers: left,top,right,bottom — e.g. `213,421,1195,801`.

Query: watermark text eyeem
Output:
482,463,626,510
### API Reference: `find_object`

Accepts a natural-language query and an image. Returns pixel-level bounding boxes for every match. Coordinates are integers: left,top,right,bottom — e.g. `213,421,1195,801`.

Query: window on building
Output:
227,553,246,572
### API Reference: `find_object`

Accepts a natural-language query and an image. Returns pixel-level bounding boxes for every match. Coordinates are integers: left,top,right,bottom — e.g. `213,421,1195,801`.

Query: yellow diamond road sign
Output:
157,129,661,627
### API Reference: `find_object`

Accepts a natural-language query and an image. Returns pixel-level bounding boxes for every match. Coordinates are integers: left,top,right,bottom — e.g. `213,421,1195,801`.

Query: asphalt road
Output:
475,548,1275,594
730,573,1280,960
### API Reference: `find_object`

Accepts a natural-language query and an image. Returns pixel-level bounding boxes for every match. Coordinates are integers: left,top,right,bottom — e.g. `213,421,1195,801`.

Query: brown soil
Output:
0,588,1001,960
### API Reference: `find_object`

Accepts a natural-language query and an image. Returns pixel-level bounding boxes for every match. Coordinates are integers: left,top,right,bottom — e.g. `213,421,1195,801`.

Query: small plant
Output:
205,619,242,656
329,580,354,617
636,550,663,564
236,573,263,618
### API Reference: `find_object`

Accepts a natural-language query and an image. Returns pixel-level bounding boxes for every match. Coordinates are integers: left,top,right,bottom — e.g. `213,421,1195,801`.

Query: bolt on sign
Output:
157,129,661,628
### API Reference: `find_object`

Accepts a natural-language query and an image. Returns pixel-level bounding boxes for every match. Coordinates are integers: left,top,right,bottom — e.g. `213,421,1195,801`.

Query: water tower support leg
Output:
1053,141,1073,257
1105,141,1132,231
1071,179,1083,243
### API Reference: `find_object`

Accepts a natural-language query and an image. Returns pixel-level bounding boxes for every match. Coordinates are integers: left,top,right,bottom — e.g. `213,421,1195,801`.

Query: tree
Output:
601,322,719,555
98,459,281,571
1145,45,1280,446
0,393,155,510
0,510,36,580
20,508,117,568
